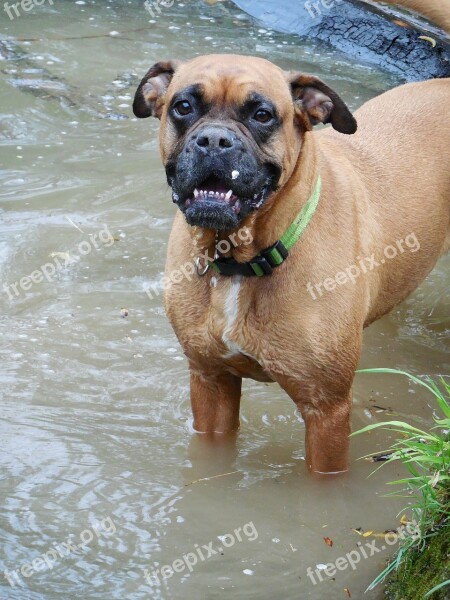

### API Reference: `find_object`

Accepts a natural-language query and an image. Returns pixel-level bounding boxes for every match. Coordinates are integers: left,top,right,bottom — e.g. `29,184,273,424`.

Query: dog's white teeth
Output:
232,170,239,180
208,190,215,197
194,189,199,198
225,189,233,201
215,192,220,198
219,193,225,200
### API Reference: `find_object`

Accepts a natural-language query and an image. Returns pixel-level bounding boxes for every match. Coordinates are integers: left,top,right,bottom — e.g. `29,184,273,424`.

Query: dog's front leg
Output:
301,394,352,475
190,369,242,434
279,377,352,475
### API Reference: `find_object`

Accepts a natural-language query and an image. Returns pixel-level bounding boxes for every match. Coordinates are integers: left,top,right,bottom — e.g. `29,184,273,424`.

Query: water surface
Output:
0,1,448,599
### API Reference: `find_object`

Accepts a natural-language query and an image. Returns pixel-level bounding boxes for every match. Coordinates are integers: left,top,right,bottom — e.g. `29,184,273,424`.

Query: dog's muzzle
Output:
168,124,279,231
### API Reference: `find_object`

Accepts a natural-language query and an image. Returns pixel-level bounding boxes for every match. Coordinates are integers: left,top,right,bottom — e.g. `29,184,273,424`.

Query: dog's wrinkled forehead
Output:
133,54,357,137
167,55,292,111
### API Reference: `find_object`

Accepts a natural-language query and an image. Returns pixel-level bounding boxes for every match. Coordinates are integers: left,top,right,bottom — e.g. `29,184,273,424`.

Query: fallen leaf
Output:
120,308,129,318
366,453,393,463
354,529,398,539
392,18,411,28
323,537,333,547
344,588,351,598
418,35,437,47
400,515,410,525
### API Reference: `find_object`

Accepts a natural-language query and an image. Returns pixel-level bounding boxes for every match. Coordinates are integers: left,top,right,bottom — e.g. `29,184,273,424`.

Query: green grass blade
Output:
424,579,450,598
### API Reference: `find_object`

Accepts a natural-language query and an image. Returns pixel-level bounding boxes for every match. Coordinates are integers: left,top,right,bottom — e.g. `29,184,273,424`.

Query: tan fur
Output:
381,0,450,33
144,0,450,474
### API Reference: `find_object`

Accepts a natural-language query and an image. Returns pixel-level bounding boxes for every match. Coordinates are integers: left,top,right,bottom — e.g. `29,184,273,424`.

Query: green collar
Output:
208,176,322,277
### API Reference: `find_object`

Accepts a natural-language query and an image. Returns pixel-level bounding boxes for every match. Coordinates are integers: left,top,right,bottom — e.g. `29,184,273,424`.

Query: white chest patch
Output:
222,276,242,356
221,276,258,362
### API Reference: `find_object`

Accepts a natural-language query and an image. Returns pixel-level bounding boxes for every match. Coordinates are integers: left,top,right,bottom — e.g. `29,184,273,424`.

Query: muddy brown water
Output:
0,1,448,599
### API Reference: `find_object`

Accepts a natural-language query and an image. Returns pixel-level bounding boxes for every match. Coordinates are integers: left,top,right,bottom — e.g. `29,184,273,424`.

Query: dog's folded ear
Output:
133,60,182,119
289,73,357,135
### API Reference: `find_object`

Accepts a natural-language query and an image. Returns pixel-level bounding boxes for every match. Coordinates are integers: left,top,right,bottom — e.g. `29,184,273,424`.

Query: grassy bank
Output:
354,369,450,600
386,523,449,599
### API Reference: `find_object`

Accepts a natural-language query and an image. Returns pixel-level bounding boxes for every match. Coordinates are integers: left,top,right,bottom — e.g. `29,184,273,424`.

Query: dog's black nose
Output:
195,126,235,151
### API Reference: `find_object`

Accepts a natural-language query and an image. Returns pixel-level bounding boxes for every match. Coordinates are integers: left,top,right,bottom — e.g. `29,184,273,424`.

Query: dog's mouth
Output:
172,175,272,230
183,178,242,213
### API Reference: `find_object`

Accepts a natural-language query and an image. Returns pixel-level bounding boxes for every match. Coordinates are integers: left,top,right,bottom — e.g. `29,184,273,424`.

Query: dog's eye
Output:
254,109,273,124
174,100,193,117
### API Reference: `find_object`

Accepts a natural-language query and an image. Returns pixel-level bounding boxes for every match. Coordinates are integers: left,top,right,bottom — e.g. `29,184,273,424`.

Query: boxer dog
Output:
133,0,449,474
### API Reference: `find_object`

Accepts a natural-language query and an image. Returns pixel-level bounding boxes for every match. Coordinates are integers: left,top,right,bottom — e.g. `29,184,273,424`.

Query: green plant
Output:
353,369,450,598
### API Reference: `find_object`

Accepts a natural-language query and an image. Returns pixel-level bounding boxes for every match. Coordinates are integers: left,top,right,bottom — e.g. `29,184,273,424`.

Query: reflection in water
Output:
0,1,448,599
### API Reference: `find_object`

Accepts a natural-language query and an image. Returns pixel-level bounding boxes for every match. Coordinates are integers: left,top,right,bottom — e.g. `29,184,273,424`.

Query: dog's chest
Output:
209,276,260,364
170,273,271,381
220,276,243,355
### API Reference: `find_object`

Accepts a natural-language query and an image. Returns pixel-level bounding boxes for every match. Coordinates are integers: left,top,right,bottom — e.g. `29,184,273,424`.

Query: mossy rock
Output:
385,526,450,600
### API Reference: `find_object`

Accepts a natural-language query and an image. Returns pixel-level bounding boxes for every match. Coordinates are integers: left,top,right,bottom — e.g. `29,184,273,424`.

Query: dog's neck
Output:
189,132,320,263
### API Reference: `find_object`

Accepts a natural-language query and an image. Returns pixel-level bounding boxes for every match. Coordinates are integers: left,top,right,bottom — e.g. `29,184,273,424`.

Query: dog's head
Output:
133,55,356,231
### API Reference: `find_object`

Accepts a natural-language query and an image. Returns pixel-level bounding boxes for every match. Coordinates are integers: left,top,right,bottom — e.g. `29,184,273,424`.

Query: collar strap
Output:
209,176,322,277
